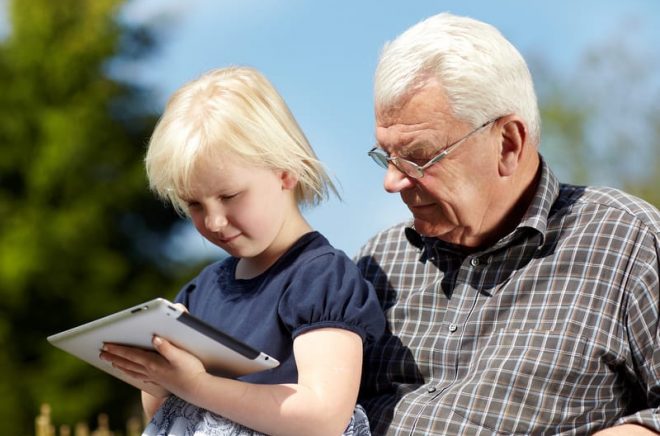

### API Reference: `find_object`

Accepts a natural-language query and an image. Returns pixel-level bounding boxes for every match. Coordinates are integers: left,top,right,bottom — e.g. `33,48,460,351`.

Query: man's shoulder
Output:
558,184,660,233
353,221,421,277
356,221,412,253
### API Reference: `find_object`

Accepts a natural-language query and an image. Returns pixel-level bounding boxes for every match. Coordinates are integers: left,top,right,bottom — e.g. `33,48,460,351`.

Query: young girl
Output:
99,66,385,436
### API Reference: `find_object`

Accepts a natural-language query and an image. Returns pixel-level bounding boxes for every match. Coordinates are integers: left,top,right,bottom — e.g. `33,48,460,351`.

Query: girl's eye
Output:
186,201,202,210
221,193,239,201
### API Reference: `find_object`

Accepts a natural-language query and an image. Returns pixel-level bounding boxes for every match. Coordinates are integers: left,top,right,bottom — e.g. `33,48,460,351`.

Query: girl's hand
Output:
100,335,207,398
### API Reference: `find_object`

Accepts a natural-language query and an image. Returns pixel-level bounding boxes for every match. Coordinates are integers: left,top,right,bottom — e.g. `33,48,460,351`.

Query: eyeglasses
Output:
368,118,498,179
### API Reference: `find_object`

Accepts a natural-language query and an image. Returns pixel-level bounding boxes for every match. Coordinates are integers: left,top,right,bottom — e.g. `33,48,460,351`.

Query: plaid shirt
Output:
356,159,660,435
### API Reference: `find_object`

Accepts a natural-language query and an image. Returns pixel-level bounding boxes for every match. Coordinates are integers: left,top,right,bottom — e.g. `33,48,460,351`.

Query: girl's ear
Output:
280,170,299,191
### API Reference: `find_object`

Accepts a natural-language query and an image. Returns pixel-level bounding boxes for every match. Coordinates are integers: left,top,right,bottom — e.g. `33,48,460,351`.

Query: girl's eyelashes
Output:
184,192,240,209
220,192,239,201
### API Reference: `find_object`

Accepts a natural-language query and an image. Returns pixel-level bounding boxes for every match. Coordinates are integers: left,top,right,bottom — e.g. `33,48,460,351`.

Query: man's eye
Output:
400,147,434,163
401,154,429,164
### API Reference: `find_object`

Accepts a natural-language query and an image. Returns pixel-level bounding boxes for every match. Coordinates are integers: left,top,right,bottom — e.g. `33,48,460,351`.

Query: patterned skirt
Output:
142,395,371,436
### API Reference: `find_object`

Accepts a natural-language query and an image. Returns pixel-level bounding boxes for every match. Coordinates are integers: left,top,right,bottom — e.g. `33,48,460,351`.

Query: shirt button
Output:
470,257,480,267
427,386,437,393
448,323,458,332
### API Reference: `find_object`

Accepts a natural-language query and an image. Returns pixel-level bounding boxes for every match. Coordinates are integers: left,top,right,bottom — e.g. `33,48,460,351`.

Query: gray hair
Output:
375,12,541,143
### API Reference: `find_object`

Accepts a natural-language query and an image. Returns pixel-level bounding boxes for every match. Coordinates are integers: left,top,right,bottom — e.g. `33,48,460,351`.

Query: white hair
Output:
375,12,541,143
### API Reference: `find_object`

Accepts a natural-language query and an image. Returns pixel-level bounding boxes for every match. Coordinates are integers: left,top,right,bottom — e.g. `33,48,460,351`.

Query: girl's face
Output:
183,154,299,266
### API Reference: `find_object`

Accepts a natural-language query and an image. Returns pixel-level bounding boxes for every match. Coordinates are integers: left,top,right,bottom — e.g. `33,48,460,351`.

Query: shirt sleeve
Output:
615,226,660,431
277,250,385,345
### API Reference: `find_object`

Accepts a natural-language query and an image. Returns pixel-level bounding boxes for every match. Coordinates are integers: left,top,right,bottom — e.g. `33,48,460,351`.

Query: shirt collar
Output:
515,155,559,245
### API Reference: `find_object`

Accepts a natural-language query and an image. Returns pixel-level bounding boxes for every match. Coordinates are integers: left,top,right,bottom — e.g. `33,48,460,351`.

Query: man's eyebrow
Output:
375,138,435,157
398,141,436,157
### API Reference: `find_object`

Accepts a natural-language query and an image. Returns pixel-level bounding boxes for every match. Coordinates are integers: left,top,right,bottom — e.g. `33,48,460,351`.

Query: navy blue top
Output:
175,231,386,385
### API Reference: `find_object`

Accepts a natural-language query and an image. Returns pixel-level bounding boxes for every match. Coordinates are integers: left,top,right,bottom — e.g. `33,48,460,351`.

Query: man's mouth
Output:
408,202,434,212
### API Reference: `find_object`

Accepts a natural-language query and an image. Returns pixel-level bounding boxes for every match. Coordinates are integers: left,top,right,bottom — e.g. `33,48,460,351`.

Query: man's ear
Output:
280,170,299,190
498,116,527,177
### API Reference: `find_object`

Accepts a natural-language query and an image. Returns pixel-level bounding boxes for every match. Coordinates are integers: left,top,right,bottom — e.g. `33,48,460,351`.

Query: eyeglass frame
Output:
368,117,500,179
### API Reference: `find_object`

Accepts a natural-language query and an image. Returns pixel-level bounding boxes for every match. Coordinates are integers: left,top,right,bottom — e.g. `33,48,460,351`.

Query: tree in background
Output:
0,0,193,433
534,19,660,208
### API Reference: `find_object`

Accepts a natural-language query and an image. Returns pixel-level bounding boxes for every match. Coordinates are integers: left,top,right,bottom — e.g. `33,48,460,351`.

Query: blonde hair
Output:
145,66,338,214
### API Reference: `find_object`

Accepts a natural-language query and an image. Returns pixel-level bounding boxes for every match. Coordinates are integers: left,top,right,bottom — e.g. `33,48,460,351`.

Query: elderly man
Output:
357,12,660,435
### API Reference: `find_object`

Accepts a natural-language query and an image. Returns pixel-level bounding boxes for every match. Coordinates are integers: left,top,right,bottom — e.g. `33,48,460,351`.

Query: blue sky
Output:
4,0,659,259
122,0,660,260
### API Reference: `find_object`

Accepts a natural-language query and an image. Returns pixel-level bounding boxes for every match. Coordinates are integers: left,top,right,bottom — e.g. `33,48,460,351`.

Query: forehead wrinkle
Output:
376,80,459,149
376,121,441,156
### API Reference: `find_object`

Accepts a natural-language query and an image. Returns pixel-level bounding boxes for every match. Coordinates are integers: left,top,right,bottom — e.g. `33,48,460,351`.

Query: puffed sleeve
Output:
277,250,385,345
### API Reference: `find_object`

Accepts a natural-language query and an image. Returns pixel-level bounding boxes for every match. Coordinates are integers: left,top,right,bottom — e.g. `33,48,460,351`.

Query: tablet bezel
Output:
47,298,279,395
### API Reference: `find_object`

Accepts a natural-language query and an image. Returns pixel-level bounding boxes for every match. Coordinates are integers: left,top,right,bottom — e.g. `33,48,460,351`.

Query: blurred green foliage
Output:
534,29,660,208
0,0,194,433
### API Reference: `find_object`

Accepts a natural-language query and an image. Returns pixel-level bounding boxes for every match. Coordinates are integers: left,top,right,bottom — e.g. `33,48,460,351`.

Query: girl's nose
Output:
383,165,415,193
204,209,228,232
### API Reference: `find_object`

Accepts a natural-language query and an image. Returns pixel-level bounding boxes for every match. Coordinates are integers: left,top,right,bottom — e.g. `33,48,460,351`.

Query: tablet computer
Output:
47,298,279,396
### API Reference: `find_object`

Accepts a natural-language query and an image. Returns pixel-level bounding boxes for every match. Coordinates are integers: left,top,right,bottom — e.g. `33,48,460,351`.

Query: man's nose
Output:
383,165,415,193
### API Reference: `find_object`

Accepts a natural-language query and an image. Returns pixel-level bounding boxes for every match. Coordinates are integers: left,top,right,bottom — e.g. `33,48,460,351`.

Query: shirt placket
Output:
409,250,486,434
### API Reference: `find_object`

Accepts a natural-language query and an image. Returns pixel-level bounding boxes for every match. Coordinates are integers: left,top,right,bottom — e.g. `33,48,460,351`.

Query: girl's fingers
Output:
172,303,188,313
99,350,145,377
102,343,153,361
112,363,148,380
100,343,164,374
151,336,181,361
100,349,144,373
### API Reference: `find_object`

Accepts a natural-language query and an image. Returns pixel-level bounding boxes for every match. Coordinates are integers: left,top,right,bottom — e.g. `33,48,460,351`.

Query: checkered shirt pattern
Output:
356,159,660,435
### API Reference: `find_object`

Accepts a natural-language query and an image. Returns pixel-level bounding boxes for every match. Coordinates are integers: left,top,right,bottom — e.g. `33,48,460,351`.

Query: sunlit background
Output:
1,0,658,433
116,0,660,259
